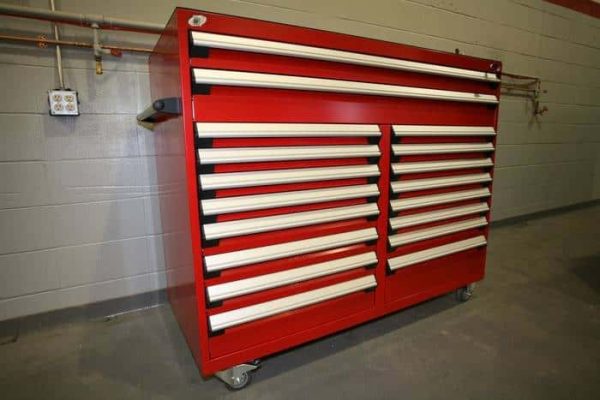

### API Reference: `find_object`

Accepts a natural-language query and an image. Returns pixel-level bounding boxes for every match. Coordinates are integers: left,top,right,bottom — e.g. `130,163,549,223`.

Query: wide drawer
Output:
207,251,377,302
208,275,377,357
385,243,486,303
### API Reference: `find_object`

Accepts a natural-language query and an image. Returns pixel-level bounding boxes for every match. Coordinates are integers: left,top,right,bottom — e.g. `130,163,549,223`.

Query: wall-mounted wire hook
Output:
500,72,547,117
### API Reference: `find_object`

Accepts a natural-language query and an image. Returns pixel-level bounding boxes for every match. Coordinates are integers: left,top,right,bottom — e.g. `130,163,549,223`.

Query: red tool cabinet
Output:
142,7,500,389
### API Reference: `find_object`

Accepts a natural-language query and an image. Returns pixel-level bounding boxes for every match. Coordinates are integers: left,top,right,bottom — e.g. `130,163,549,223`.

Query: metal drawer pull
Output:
207,252,377,302
389,203,489,229
198,145,380,164
388,236,487,271
392,143,494,155
391,173,491,193
191,31,499,82
202,184,379,215
388,217,487,247
208,275,377,331
193,69,499,104
392,158,493,174
204,227,378,272
390,188,491,211
200,164,380,190
196,123,381,138
204,203,379,240
393,125,496,136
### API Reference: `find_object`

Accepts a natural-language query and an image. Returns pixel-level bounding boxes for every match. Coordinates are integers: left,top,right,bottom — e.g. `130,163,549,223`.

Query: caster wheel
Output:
216,362,260,391
456,283,475,302
226,371,252,391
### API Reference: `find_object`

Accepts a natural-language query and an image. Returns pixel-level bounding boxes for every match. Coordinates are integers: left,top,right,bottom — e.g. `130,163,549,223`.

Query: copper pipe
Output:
0,33,153,53
0,3,163,34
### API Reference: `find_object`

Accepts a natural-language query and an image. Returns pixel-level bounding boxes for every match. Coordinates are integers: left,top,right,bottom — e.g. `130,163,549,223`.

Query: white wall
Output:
0,0,598,320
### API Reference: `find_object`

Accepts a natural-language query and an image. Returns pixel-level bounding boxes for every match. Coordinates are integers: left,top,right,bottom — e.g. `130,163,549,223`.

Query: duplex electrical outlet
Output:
48,89,79,116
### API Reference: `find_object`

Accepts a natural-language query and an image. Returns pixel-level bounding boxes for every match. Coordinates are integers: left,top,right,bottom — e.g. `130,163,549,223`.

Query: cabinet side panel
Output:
148,12,201,364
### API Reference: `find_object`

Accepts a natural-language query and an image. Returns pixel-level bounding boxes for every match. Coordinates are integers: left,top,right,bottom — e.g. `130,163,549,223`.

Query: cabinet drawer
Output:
207,251,376,302
385,244,486,303
208,275,377,357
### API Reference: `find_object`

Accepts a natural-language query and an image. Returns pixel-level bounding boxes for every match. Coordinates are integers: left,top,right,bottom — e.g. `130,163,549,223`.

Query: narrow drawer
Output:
391,173,491,193
392,143,494,155
389,203,489,229
204,227,378,272
203,203,379,240
198,145,380,164
391,158,493,174
388,217,487,247
201,184,379,215
393,125,496,136
390,188,490,211
388,236,487,271
196,122,381,138
200,164,380,190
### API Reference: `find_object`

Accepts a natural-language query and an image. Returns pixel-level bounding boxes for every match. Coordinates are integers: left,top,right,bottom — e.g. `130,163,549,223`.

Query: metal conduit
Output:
49,0,65,88
0,34,153,53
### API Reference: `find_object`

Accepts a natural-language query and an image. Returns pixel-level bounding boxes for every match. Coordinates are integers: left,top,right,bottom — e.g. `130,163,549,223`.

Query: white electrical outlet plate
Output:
48,89,79,116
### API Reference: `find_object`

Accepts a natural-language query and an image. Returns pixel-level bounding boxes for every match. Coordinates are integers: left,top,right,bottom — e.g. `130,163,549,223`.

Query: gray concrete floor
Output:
1,205,599,399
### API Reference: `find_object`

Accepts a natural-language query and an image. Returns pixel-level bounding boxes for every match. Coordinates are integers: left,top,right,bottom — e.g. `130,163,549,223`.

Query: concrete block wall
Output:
0,0,598,320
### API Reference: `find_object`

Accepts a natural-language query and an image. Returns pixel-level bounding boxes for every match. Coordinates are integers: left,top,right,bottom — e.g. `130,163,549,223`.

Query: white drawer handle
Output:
205,227,378,272
388,236,487,271
207,252,377,302
209,275,377,331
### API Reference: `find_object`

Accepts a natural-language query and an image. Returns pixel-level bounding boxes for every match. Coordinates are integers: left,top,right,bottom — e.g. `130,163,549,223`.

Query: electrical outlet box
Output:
48,89,79,116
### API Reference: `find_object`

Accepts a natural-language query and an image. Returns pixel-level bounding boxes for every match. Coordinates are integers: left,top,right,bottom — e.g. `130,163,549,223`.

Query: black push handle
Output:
137,97,181,123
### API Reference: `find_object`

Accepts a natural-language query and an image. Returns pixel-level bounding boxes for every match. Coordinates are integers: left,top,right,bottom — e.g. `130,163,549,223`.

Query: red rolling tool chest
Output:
140,7,500,389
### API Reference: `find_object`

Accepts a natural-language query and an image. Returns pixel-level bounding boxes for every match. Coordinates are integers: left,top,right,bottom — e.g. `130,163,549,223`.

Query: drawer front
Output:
192,68,498,104
190,31,500,84
207,251,377,302
385,243,486,303
208,274,377,357
209,275,376,331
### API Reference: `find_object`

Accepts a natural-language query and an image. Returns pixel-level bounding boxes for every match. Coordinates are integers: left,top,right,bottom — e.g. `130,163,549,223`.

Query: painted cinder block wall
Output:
0,0,598,320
